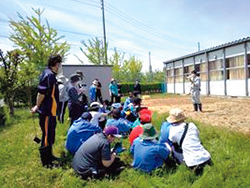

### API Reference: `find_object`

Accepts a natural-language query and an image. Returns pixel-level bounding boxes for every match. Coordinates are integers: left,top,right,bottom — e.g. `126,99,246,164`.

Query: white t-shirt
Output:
169,122,211,167
90,111,103,126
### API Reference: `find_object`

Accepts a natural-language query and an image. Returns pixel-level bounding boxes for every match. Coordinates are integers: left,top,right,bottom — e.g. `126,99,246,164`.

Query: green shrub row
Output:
120,82,164,95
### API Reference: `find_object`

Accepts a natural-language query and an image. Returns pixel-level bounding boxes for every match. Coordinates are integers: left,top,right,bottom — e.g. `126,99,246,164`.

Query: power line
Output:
105,3,184,44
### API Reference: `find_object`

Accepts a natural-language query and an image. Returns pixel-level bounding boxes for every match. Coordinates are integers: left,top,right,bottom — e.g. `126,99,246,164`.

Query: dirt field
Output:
142,94,250,134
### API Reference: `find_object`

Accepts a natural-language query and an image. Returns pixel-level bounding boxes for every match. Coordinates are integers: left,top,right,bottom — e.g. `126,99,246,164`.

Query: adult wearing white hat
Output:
189,70,202,112
167,108,211,175
89,80,98,103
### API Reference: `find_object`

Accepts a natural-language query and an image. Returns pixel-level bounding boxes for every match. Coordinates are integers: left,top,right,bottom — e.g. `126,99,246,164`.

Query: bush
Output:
121,82,164,95
0,105,9,126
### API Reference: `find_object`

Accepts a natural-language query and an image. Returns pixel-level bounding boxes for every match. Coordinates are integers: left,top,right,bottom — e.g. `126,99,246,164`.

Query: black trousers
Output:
39,114,57,147
111,94,119,104
57,101,68,124
68,103,83,125
95,90,103,104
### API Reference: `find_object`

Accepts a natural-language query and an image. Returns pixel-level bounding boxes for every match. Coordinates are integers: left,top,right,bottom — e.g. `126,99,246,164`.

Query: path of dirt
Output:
142,95,250,134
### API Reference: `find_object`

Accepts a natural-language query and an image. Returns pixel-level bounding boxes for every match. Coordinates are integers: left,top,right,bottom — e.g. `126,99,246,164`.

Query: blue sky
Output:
1,0,250,71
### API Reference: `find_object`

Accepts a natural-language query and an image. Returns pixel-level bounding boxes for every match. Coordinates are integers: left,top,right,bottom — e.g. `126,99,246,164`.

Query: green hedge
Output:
120,82,163,95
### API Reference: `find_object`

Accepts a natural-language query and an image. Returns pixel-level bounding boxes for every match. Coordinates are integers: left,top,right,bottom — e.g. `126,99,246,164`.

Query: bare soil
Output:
142,94,250,134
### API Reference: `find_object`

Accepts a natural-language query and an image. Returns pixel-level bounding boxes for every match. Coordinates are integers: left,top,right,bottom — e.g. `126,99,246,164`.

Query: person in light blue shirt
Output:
65,112,102,155
130,123,170,173
109,78,118,104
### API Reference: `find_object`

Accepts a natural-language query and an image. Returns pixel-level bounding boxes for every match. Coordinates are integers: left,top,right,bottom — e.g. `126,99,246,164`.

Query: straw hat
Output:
140,123,158,140
167,108,187,123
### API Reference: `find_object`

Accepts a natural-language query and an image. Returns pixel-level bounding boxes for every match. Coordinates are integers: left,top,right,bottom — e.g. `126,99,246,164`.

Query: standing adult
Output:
56,75,69,124
95,79,103,104
189,70,202,112
31,54,62,167
89,80,98,103
133,79,141,97
67,74,85,125
117,82,122,103
72,126,125,179
75,70,88,108
109,78,118,104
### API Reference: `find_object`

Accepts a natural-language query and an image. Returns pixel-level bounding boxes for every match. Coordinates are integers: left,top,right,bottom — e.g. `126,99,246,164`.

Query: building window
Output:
174,67,183,83
226,55,244,80
199,63,207,81
209,59,223,81
166,69,174,83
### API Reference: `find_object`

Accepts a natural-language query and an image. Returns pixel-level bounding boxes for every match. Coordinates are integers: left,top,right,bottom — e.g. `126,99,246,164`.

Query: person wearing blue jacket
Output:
89,80,98,103
65,112,102,155
106,109,131,135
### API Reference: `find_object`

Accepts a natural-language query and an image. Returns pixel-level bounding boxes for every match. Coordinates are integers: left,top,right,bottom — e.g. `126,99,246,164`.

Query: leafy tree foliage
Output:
8,8,70,108
9,8,70,72
79,37,164,83
0,49,23,115
109,48,124,81
80,37,107,65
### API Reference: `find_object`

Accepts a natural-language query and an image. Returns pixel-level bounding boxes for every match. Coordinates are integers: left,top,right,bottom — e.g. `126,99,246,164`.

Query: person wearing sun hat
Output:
167,108,211,175
130,123,171,173
73,126,125,179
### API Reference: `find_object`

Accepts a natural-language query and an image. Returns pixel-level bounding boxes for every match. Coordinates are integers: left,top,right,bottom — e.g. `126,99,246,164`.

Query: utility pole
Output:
149,51,152,73
198,42,200,51
149,51,152,82
101,0,108,64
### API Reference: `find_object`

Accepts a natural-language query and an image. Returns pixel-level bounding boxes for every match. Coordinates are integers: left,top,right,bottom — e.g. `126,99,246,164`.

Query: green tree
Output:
80,37,107,65
9,8,70,106
109,48,124,81
9,8,70,71
0,49,23,116
142,69,165,83
123,56,143,82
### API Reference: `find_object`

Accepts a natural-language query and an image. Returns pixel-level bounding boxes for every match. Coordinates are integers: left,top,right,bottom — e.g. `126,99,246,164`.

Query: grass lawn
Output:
0,106,250,188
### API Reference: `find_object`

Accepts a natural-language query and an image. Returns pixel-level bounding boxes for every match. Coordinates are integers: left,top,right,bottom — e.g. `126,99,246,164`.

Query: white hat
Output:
57,75,68,84
92,80,98,85
90,102,100,108
167,108,187,123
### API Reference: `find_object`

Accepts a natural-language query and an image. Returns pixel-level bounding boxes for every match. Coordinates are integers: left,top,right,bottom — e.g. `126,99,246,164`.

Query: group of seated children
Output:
65,94,212,179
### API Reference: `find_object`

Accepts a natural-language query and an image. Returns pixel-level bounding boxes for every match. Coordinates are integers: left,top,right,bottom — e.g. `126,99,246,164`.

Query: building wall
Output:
175,83,183,94
210,81,224,95
61,65,113,102
227,80,245,96
164,40,250,97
